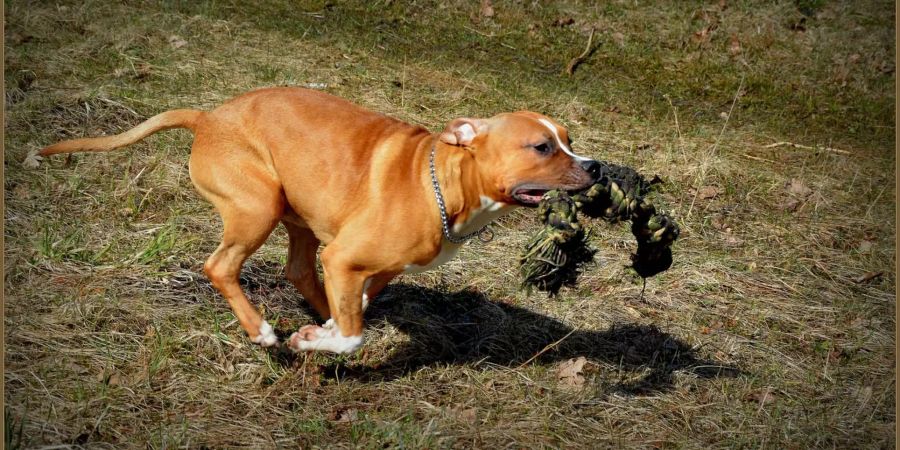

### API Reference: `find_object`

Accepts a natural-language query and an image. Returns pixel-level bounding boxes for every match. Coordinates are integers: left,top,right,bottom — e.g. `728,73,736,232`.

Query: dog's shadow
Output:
291,283,740,394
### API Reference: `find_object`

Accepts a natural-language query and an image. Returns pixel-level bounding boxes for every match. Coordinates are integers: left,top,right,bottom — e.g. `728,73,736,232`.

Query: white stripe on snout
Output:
537,118,591,162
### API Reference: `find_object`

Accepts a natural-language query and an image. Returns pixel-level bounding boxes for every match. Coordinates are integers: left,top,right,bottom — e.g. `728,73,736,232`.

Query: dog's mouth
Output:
512,187,549,206
511,181,594,207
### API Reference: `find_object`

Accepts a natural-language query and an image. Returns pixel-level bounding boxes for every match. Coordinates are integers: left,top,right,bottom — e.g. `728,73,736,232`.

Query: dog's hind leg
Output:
283,222,330,320
190,139,284,346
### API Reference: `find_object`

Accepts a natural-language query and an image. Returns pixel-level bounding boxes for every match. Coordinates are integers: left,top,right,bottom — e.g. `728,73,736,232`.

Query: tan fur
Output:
41,87,595,352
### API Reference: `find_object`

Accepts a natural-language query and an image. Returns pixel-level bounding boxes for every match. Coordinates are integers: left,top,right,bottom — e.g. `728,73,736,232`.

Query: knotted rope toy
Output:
519,162,680,295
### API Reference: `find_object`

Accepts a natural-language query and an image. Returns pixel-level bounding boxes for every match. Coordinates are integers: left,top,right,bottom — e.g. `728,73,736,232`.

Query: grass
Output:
4,0,895,448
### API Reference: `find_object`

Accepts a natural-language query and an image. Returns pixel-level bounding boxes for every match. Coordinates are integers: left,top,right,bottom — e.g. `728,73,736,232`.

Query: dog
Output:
40,87,602,353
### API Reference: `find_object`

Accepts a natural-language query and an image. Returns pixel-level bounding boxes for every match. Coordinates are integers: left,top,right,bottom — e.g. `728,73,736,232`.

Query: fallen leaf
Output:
9,32,34,45
728,34,741,56
451,407,477,424
692,24,717,44
710,214,727,230
480,0,494,18
744,388,776,405
857,239,874,253
785,178,812,197
12,184,31,200
22,150,42,169
553,17,574,27
853,271,882,284
168,35,188,49
697,185,724,200
330,408,358,423
134,62,153,80
779,197,802,212
557,356,587,388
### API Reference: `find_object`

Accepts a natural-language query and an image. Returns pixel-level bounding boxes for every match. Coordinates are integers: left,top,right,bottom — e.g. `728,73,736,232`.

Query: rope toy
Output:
519,162,680,295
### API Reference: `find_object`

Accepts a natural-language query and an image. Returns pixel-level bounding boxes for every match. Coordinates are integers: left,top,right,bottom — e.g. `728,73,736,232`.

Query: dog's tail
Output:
39,109,204,156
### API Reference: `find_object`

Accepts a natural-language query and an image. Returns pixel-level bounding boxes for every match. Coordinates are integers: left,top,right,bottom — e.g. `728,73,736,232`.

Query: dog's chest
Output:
402,241,462,274
402,196,514,275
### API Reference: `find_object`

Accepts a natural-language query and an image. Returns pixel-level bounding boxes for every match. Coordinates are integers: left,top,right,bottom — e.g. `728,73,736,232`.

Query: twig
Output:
664,94,688,167
686,75,744,220
566,28,596,76
763,141,851,155
515,327,578,369
742,153,775,163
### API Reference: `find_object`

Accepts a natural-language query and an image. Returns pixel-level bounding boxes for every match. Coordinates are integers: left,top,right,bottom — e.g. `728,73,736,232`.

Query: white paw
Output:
288,324,363,354
251,321,278,347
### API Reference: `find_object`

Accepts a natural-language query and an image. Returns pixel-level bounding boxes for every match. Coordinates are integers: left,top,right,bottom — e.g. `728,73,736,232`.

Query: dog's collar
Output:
429,144,490,244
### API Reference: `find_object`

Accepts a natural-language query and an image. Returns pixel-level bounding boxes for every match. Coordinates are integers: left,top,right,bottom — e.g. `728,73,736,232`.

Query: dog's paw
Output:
287,324,364,354
288,325,329,351
251,321,278,347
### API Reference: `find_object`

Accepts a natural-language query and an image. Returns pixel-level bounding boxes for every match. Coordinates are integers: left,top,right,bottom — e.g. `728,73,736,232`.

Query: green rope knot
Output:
519,190,596,295
519,162,680,295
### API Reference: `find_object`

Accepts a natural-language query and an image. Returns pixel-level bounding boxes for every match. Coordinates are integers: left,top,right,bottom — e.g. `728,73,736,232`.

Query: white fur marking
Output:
290,326,364,354
537,118,590,162
404,197,515,274
403,241,461,274
252,321,278,347
457,123,476,144
362,278,372,311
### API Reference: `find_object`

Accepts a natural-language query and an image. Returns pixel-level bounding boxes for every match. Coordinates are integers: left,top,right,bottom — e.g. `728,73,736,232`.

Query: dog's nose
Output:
580,159,602,179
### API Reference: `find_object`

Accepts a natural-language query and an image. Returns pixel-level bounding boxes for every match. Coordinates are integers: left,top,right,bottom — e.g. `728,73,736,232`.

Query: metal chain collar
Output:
429,144,492,244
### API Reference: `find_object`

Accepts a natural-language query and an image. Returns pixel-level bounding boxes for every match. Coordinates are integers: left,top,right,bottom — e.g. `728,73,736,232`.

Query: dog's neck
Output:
424,139,517,239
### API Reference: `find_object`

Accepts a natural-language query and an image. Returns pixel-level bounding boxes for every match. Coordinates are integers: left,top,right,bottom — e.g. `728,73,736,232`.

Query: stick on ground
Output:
566,28,596,76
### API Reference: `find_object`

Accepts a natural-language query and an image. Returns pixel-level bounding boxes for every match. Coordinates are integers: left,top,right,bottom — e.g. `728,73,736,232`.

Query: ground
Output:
4,1,896,448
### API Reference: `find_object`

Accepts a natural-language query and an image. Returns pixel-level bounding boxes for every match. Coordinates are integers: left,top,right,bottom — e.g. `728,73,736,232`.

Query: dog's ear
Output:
439,118,486,147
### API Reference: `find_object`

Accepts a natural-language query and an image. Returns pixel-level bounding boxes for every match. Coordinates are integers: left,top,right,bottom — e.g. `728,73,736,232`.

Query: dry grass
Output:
5,1,895,448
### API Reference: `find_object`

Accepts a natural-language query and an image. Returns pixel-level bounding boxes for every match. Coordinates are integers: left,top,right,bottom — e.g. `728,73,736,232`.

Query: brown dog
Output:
41,87,601,353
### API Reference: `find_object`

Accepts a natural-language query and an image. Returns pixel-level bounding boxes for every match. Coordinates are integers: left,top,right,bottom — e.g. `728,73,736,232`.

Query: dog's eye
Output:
533,142,553,154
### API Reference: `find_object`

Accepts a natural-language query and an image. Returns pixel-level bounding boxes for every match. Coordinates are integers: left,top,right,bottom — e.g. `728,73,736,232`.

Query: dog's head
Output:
439,111,600,207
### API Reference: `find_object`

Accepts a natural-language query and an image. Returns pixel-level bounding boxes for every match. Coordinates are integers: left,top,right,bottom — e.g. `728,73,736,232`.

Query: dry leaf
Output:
697,185,724,200
331,408,358,423
452,407,477,424
557,356,587,388
744,387,776,405
710,214,727,230
480,0,494,18
22,151,43,169
853,271,882,284
168,35,188,49
857,239,874,253
553,17,574,27
728,34,741,56
12,184,31,200
785,179,812,197
779,197,802,212
692,24,716,44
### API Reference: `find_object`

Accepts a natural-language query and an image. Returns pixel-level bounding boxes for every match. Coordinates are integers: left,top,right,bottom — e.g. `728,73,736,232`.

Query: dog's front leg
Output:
288,245,367,354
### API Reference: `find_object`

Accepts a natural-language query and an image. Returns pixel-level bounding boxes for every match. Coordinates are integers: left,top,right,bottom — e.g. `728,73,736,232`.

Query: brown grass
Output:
5,1,895,448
